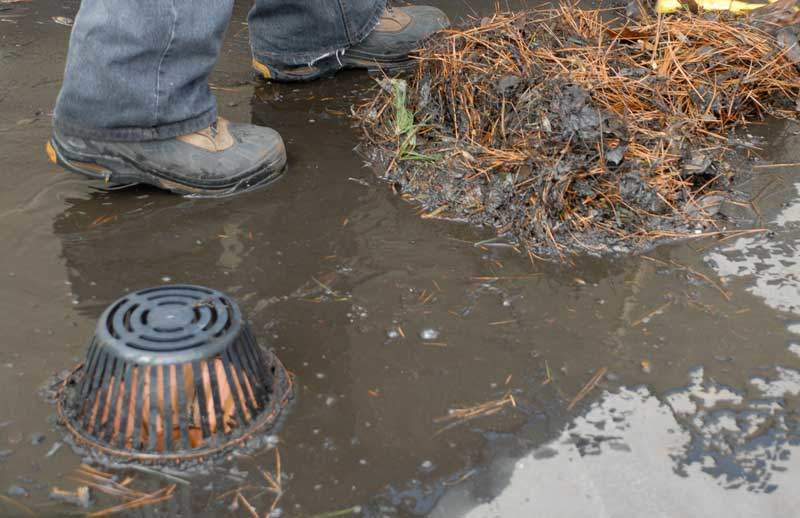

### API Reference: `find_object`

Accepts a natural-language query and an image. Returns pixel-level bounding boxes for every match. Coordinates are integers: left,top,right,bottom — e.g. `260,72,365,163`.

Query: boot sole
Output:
344,55,418,73
46,139,287,198
254,56,417,83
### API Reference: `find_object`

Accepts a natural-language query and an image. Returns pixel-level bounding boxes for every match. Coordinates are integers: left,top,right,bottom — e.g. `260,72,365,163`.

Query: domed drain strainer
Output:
56,285,292,463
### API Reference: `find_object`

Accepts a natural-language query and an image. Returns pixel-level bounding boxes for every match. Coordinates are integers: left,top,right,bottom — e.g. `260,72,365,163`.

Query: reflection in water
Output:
53,190,192,315
706,184,800,317
434,378,800,517
668,366,800,493
706,117,800,327
709,232,800,317
705,179,800,365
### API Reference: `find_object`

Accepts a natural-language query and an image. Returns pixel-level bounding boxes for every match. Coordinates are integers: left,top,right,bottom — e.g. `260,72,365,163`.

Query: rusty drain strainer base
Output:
56,285,292,464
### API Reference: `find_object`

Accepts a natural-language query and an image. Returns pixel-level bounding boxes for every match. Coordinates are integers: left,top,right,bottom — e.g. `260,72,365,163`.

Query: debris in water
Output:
51,16,73,26
356,5,800,258
236,491,259,518
0,494,35,517
6,485,27,497
86,484,176,517
256,448,284,514
631,300,673,327
435,391,516,435
45,441,61,457
65,463,180,516
420,328,440,340
126,464,190,486
49,486,91,508
61,465,177,516
567,367,608,410
642,255,732,300
310,505,363,518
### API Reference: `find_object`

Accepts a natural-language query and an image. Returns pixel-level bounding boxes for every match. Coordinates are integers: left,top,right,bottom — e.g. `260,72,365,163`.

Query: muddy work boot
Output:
46,118,287,197
253,6,450,82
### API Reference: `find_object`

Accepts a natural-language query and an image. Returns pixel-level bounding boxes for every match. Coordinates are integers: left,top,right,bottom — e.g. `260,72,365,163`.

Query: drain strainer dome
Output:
56,285,292,463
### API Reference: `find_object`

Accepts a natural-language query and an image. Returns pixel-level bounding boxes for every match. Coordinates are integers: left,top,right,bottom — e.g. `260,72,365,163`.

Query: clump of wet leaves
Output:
356,4,800,257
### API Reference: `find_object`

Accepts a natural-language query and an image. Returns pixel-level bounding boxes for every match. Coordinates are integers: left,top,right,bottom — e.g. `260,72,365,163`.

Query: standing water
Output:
1,0,799,516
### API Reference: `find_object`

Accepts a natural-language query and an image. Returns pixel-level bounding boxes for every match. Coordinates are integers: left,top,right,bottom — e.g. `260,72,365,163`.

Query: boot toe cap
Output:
228,123,286,170
350,5,451,61
403,5,451,34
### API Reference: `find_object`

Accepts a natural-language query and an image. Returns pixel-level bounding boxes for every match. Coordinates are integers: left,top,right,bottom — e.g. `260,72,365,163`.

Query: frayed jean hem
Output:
250,0,385,67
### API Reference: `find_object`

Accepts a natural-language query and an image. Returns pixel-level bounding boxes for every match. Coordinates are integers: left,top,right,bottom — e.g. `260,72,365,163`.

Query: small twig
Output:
87,485,176,517
125,464,190,486
567,367,607,410
215,485,256,501
310,506,362,518
434,392,515,435
752,162,800,169
642,256,732,301
0,495,36,516
488,319,517,326
78,464,113,480
236,491,259,518
631,300,673,327
270,491,283,513
275,448,282,492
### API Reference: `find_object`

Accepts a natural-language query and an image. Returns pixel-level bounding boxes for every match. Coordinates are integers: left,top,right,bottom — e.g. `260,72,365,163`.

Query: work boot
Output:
252,5,450,82
46,118,287,197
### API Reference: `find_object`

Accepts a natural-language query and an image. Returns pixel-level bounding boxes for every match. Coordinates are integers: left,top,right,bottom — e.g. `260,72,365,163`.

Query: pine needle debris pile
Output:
356,5,800,257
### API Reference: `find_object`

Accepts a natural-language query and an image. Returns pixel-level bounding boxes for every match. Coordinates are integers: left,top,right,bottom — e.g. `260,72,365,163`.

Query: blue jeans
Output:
53,0,384,142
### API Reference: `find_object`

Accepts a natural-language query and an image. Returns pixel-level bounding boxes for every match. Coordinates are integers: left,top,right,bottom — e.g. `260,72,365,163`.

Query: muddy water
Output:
2,1,800,516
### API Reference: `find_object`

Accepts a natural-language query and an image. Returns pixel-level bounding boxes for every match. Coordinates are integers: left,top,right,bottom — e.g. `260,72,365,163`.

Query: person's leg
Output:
49,0,287,197
55,0,234,141
249,0,385,69
249,1,449,82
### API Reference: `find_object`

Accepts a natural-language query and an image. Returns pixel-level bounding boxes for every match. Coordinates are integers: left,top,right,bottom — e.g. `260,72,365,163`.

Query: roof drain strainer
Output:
56,285,292,464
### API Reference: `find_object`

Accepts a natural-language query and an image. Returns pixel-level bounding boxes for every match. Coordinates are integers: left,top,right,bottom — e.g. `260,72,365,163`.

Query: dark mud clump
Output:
356,5,800,258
